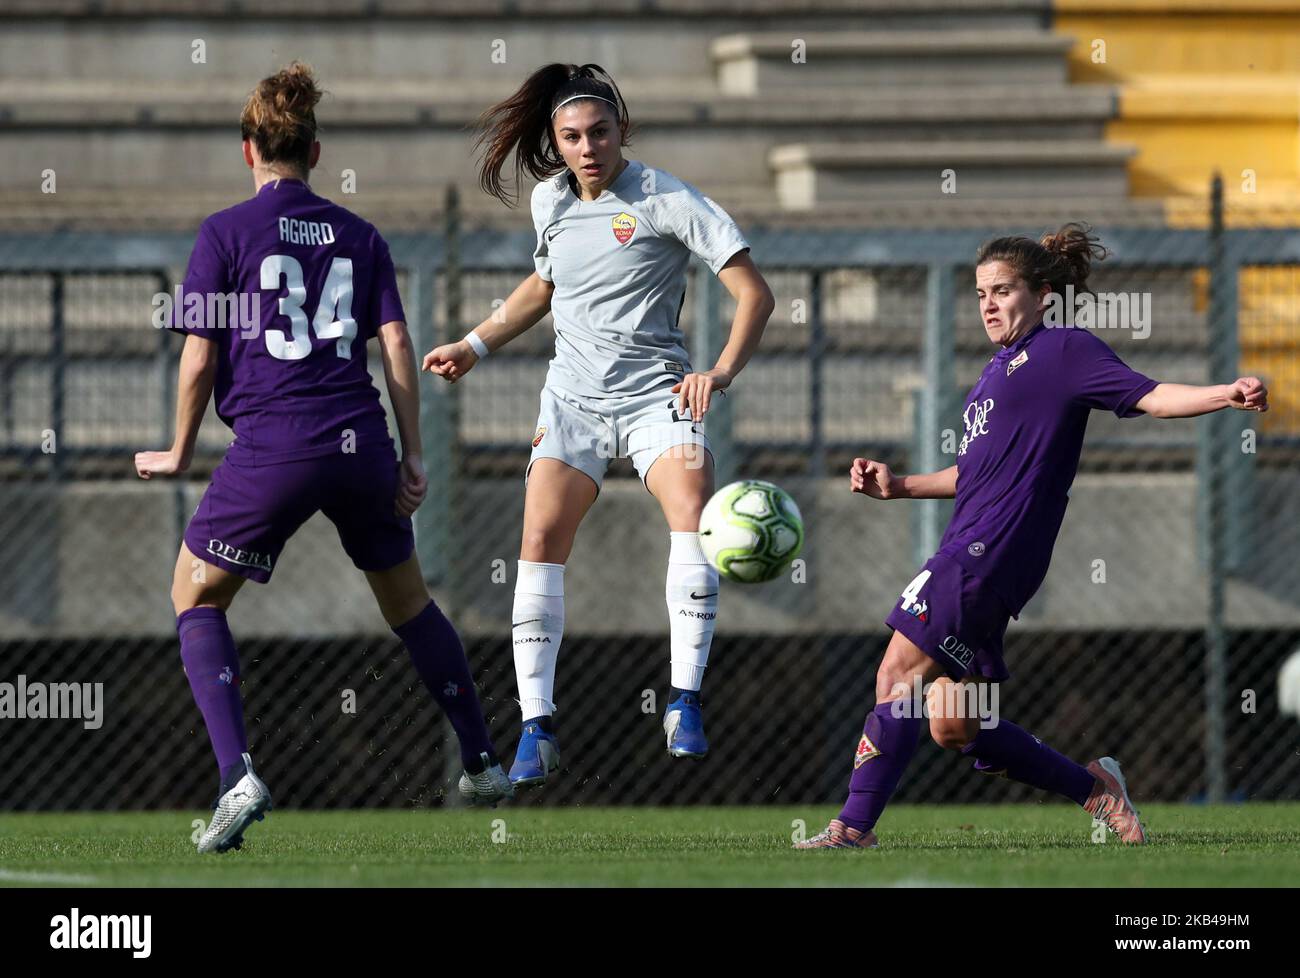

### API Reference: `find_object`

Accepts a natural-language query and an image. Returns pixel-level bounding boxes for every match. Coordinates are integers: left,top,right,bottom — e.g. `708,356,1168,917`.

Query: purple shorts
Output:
884,552,1011,682
184,447,414,583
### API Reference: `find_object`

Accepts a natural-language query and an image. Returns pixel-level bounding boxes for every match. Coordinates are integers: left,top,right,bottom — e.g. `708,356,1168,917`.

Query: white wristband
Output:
463,331,489,359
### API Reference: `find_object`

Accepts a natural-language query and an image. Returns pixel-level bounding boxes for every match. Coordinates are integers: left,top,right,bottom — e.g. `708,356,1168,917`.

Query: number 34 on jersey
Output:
261,254,357,361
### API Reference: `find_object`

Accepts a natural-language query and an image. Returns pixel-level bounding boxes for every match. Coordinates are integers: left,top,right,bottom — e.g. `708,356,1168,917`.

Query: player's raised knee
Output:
929,714,975,752
874,662,923,705
874,651,927,704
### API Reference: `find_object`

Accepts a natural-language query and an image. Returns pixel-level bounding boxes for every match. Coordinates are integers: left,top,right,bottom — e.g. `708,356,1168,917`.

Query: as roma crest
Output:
532,425,547,448
611,212,637,245
853,732,880,768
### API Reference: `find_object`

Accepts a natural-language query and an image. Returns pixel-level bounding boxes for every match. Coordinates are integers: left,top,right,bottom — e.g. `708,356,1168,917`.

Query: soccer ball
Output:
1280,649,1300,718
698,479,804,584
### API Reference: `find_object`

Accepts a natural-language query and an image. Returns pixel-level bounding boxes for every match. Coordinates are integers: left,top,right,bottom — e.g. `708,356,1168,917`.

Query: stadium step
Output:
0,83,1118,219
712,30,1075,94
0,2,1149,230
0,185,1171,233
0,78,1117,124
769,140,1137,209
7,0,1054,15
0,78,1117,125
0,2,1199,230
0,2,1052,89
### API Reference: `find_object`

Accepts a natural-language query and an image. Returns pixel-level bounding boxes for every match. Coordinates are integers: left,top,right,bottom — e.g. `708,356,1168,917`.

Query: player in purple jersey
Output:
796,224,1269,849
133,63,511,854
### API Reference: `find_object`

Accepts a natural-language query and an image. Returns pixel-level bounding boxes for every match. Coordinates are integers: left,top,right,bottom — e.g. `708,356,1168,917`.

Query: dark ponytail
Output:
976,221,1109,295
473,62,633,205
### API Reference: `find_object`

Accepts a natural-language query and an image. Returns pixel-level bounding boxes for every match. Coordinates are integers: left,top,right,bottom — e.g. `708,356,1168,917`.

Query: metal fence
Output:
2,195,1299,810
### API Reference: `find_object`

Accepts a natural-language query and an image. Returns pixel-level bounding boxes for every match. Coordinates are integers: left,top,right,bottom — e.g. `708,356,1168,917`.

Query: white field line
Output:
0,868,98,885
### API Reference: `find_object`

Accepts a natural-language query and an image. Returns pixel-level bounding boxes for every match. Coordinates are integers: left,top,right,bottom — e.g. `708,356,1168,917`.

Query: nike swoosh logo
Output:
512,619,543,628
545,228,563,242
689,591,718,601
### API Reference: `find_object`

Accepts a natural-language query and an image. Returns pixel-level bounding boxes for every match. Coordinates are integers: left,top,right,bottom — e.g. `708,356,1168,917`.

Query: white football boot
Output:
197,752,272,854
457,752,515,806
1084,756,1147,844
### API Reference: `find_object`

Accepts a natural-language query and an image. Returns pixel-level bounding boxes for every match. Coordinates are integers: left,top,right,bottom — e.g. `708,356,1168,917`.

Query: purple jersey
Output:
169,178,405,464
937,323,1158,617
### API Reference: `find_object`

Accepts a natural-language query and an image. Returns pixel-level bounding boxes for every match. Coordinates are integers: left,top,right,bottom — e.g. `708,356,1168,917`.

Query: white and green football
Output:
698,479,804,584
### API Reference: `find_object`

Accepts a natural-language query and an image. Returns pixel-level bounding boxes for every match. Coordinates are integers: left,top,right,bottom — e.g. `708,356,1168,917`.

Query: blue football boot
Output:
508,720,560,788
663,692,708,759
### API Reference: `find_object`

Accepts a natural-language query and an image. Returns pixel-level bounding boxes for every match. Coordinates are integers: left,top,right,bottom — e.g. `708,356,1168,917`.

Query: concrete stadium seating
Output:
0,0,1148,230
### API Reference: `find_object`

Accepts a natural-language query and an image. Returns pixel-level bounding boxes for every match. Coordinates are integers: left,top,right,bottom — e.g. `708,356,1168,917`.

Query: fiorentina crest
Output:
853,732,880,768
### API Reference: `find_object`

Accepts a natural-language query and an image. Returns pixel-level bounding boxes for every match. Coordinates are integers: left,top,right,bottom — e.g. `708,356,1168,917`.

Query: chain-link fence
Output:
3,197,1299,810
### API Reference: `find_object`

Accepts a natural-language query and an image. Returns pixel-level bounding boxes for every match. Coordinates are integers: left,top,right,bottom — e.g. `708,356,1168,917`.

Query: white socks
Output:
666,531,719,692
513,560,565,720
512,536,718,718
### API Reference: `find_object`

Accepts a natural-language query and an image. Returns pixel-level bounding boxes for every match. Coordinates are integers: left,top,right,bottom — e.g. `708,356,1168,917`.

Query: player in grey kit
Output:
135,63,511,854
424,64,775,786
797,224,1269,849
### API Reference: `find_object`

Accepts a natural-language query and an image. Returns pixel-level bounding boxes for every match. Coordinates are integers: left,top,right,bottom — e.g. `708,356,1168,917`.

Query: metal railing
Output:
2,197,1298,809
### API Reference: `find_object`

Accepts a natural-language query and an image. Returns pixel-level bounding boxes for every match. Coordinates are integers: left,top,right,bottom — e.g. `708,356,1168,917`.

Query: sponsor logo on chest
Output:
957,398,994,458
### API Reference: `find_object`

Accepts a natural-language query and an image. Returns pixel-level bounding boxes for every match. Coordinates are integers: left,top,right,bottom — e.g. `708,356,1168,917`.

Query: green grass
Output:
1,804,1297,887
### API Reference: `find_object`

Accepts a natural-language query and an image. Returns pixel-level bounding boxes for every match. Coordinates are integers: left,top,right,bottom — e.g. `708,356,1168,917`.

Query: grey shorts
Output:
526,383,713,492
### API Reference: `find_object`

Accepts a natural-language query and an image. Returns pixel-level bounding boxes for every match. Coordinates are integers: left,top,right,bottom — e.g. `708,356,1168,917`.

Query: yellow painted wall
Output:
1109,117,1298,198
1055,3,1300,209
1056,2,1300,430
1059,10,1300,79
1241,285,1300,435
1193,267,1300,432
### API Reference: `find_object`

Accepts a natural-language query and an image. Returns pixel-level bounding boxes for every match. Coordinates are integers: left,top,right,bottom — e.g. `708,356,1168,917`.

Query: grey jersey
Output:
531,159,750,398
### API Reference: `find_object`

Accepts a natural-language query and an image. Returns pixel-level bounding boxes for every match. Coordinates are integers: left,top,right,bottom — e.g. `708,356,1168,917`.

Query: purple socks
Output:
837,701,926,832
177,607,247,780
961,720,1096,806
179,601,496,781
835,701,1099,832
393,601,494,771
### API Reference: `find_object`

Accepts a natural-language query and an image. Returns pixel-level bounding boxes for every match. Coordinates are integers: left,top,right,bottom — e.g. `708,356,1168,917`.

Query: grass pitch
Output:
1,804,1297,887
